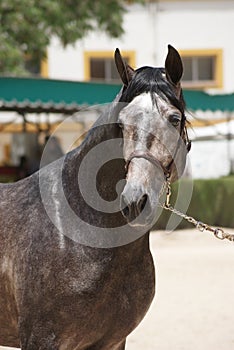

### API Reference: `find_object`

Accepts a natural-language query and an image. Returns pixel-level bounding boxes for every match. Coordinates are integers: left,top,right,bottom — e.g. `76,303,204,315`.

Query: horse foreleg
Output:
116,339,126,350
19,322,59,350
87,339,126,350
20,336,59,350
20,335,59,350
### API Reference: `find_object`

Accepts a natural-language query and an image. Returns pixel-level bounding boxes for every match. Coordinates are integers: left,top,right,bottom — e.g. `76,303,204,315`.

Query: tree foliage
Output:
0,0,143,75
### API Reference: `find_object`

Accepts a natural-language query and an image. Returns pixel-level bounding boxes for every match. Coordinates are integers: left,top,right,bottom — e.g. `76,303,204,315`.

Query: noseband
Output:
125,150,169,177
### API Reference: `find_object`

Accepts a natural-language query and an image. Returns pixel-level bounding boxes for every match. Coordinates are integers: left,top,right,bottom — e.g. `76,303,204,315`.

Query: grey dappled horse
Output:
0,46,190,349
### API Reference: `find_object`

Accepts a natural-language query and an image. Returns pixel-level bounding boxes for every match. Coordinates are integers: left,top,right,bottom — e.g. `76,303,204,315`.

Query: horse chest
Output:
56,253,155,348
76,252,155,339
112,257,155,329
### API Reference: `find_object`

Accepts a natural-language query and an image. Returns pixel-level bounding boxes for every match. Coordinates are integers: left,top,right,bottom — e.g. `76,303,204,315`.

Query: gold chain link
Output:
159,179,234,242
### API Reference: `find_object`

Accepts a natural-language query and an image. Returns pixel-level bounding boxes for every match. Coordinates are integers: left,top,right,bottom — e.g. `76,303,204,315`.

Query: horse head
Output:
115,45,191,227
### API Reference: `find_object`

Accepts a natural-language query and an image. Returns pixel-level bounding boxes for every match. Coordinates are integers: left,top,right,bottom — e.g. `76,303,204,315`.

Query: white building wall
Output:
155,1,234,93
48,39,84,81
47,1,234,93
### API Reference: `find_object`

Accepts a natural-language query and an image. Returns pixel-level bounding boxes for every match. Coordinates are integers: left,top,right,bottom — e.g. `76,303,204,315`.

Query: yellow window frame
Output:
24,54,48,78
84,50,136,81
179,49,223,89
40,57,49,78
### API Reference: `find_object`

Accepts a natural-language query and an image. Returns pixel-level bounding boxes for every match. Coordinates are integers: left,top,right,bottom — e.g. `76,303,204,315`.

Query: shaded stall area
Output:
0,77,116,181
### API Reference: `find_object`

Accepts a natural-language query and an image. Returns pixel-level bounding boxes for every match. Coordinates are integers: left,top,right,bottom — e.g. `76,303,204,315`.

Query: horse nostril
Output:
121,194,137,221
122,205,130,218
137,194,148,214
120,193,149,222
121,194,130,219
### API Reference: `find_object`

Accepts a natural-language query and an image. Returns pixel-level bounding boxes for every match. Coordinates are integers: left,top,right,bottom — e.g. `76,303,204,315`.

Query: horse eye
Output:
169,115,181,127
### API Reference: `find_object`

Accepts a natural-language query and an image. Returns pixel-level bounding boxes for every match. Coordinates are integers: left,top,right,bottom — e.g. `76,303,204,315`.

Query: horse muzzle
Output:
120,185,154,226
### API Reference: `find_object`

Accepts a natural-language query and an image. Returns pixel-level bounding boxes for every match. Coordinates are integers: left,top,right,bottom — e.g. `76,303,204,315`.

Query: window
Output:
84,51,136,82
24,55,48,78
179,49,223,89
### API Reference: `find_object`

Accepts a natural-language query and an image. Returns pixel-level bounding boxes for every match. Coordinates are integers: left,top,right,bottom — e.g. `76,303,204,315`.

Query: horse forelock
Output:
119,67,186,121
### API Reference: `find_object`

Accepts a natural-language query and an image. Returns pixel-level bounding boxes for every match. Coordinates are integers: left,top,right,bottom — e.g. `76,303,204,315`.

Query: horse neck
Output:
61,106,126,227
66,109,124,185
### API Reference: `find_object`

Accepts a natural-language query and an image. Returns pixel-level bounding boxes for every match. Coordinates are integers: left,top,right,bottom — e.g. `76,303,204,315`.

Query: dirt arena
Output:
1,228,234,350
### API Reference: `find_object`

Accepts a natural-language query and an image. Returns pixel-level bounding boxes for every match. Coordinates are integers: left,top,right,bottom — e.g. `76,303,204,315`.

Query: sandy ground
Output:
1,228,234,350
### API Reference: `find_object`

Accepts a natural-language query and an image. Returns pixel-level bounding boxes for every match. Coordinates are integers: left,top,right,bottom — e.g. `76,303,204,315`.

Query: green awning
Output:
0,77,234,113
0,77,121,114
184,90,234,112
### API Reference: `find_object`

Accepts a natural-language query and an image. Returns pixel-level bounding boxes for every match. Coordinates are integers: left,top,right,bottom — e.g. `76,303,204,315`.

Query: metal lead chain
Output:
160,180,234,242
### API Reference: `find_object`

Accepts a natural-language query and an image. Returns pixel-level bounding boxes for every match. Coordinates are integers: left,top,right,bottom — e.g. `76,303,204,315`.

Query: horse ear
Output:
165,45,183,85
115,48,135,86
